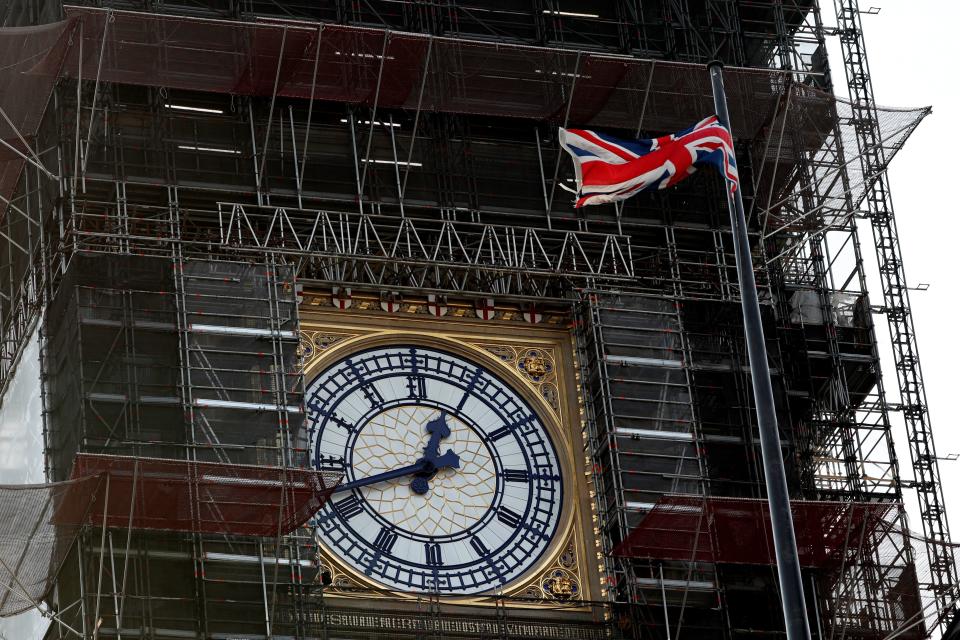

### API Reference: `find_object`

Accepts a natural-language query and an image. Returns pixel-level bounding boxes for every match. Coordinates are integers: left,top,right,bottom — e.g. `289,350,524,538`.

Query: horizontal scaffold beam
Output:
217,202,635,282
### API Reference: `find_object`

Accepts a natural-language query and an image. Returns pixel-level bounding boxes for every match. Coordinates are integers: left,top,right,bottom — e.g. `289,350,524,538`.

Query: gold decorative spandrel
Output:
297,330,358,371
518,529,585,602
474,343,562,421
314,554,366,594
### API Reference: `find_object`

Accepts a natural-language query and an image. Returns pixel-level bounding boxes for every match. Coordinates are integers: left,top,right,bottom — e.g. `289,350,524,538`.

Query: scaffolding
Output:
834,0,959,629
0,0,951,638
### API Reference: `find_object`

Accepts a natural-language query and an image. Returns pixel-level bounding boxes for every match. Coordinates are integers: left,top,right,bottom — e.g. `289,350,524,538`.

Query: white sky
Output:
832,2,960,540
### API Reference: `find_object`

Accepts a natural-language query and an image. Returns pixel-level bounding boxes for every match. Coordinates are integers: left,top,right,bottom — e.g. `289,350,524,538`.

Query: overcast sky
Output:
836,2,960,543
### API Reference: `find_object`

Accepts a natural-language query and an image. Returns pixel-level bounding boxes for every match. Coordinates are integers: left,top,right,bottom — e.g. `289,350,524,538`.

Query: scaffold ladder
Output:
833,0,959,624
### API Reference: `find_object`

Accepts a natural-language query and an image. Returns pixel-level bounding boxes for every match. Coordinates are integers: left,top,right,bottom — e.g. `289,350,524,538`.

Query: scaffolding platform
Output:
613,495,895,567
68,454,341,536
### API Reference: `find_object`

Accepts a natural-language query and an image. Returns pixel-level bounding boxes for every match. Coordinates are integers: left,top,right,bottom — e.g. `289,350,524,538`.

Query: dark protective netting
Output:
900,526,960,637
42,254,309,476
53,7,790,137
752,83,930,265
0,21,68,148
69,454,341,536
0,475,101,616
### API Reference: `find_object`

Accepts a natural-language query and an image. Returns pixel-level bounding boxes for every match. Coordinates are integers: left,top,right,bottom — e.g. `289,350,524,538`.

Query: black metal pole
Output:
707,61,812,640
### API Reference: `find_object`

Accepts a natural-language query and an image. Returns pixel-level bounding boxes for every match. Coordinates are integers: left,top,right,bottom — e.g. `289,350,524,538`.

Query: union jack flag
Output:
559,115,739,208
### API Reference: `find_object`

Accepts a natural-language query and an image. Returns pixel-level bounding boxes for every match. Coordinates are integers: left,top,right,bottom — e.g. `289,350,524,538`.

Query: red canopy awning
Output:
66,454,341,537
613,495,897,568
55,6,808,137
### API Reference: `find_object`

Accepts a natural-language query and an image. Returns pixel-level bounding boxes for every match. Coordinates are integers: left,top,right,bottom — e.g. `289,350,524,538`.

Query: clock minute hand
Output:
333,450,462,494
333,460,429,494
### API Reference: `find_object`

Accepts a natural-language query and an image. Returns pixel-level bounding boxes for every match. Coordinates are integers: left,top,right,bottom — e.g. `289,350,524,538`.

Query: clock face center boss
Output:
307,345,564,594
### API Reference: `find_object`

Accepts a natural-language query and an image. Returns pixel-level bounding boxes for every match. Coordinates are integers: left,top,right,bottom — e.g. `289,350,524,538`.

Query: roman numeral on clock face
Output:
359,382,384,407
496,506,522,529
488,415,535,441
334,495,363,520
502,469,530,483
372,527,398,554
487,425,513,441
470,536,490,557
425,542,443,567
406,374,426,399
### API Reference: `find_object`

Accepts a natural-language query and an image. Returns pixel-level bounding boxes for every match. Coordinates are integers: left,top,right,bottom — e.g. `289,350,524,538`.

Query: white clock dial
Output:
307,344,564,594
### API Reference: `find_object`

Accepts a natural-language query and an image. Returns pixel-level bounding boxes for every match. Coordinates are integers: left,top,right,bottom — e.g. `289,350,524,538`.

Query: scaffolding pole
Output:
709,61,811,640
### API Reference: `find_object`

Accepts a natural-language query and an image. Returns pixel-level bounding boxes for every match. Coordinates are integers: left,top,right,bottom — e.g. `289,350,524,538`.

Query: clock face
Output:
307,344,564,595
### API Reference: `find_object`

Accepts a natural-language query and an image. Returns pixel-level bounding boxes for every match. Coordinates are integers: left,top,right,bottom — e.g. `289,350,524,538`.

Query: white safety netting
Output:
0,476,101,617
751,81,929,265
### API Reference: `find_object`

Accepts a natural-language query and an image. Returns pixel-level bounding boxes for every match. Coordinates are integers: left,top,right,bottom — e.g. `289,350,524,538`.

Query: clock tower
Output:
4,1,935,639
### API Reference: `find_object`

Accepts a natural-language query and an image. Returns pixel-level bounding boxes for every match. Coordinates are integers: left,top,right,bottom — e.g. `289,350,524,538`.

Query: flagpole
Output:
707,61,812,640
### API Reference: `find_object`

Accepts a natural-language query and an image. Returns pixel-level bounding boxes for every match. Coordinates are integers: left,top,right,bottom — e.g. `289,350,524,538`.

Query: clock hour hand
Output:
421,412,451,461
422,412,461,469
430,449,460,471
409,412,461,495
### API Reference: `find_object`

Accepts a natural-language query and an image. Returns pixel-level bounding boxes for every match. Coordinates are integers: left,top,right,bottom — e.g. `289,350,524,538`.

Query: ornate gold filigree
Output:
475,344,560,416
544,571,578,600
312,332,353,351
481,344,518,364
520,585,543,600
520,538,584,602
540,383,560,412
522,352,549,378
515,349,555,388
297,330,357,370
314,555,366,594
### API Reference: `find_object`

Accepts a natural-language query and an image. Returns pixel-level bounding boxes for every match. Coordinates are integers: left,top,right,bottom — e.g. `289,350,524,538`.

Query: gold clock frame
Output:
299,304,602,608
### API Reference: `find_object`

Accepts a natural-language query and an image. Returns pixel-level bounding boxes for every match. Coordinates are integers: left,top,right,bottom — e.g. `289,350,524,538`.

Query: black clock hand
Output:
422,412,460,468
431,449,459,469
333,448,462,494
334,460,429,493
332,412,462,495
421,412,452,461
409,412,461,495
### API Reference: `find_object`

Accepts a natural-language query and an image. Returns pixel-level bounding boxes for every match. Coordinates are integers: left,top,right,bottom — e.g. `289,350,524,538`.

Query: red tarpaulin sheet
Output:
613,495,897,568
0,19,72,216
66,454,341,536
54,6,801,137
0,7,839,215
